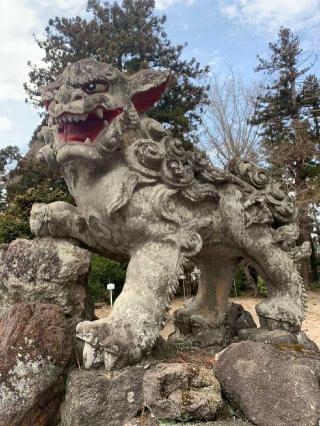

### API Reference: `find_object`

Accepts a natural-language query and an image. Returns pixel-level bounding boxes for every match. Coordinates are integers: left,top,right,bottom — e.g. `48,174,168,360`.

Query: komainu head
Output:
40,58,169,156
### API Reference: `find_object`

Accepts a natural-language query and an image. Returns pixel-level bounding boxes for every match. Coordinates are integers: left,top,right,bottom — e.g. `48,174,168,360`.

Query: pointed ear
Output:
129,69,170,113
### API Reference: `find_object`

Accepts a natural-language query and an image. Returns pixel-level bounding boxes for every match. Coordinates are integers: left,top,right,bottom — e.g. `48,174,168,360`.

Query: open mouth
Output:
56,107,123,143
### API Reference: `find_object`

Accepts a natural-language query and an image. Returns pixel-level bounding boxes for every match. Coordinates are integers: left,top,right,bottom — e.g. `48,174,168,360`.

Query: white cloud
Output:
219,0,320,32
0,0,87,102
156,0,195,10
34,0,87,11
0,116,12,131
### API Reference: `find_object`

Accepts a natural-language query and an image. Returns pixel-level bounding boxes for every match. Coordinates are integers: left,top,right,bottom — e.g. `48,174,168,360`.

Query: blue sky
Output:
1,0,320,154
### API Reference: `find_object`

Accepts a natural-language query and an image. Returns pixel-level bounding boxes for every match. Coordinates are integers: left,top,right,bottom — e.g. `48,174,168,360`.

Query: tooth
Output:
104,120,109,127
84,137,91,144
83,114,88,121
95,108,103,119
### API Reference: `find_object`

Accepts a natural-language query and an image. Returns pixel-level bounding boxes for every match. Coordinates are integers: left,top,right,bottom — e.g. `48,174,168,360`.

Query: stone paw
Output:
174,306,215,335
30,203,51,237
256,298,303,332
76,318,143,370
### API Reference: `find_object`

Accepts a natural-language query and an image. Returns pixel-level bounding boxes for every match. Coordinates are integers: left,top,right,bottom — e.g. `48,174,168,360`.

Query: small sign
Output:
107,283,115,290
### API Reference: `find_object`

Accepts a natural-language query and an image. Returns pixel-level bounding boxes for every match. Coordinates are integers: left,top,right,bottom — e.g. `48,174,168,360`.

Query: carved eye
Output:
83,82,109,94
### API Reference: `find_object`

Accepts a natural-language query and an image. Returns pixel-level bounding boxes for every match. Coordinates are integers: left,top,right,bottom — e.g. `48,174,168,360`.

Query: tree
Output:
88,255,127,301
251,27,320,285
201,69,261,167
24,0,209,143
0,146,21,203
0,156,71,244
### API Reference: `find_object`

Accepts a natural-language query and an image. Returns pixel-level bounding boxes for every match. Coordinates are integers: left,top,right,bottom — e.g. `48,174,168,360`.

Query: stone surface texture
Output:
31,57,310,370
59,366,145,426
0,303,72,426
125,420,252,426
0,237,93,327
143,363,222,421
215,341,320,426
170,302,256,351
238,327,319,351
158,422,252,426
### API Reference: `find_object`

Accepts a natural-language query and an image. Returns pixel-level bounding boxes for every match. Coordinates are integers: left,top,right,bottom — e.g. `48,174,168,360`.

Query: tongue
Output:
63,117,104,142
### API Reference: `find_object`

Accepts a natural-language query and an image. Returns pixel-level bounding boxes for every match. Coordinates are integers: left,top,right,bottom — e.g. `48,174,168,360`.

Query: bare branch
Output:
200,68,262,167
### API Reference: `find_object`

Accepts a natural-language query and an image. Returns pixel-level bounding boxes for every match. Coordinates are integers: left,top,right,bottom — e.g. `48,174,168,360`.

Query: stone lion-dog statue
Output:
30,58,310,370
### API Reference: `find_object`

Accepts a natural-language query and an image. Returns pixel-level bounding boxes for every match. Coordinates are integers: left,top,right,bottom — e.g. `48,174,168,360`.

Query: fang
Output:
95,108,104,119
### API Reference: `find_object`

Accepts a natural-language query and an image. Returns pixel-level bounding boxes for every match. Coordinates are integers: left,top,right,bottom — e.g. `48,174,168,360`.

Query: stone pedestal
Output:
0,237,93,329
0,237,93,425
0,303,72,425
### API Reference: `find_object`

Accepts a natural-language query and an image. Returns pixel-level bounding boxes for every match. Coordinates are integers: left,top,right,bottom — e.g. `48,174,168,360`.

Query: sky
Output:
1,0,320,154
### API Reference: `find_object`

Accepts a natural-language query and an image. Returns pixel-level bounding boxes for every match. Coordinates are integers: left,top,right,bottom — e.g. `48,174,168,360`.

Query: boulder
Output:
238,327,319,352
215,341,320,426
0,238,93,327
143,363,222,421
125,419,252,425
60,366,145,426
0,303,72,426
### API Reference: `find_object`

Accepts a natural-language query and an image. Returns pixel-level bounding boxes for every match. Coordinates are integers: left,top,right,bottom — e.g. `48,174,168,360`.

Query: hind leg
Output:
174,255,239,335
245,242,306,332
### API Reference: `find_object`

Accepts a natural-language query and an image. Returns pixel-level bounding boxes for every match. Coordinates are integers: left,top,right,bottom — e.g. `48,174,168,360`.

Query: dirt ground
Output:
95,289,320,347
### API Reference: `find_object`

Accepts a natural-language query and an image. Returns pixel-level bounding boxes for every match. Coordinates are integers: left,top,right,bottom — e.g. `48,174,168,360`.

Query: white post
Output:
107,283,115,307
233,280,237,298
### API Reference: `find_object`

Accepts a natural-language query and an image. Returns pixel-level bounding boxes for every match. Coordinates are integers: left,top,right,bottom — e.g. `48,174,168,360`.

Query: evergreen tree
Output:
252,27,320,285
24,0,209,142
0,146,21,203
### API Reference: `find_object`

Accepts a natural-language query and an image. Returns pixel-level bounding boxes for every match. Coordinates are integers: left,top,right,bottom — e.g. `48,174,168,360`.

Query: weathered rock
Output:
124,415,159,426
143,363,222,422
238,327,319,351
60,366,145,426
125,420,252,426
0,303,72,426
215,341,320,426
170,302,256,353
0,237,93,327
158,422,252,426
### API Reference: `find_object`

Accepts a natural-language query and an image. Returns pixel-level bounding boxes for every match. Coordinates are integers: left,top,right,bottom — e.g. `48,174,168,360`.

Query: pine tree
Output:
24,0,209,142
252,27,320,285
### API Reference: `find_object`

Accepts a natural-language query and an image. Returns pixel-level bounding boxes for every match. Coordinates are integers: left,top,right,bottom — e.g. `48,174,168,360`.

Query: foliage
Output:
251,27,320,205
251,27,320,286
88,255,127,302
24,0,209,143
0,146,21,201
0,157,72,244
230,265,267,297
257,276,268,297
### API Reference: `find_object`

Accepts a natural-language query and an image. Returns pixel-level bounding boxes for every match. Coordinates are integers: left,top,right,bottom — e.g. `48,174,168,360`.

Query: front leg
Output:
76,241,182,370
30,201,98,249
